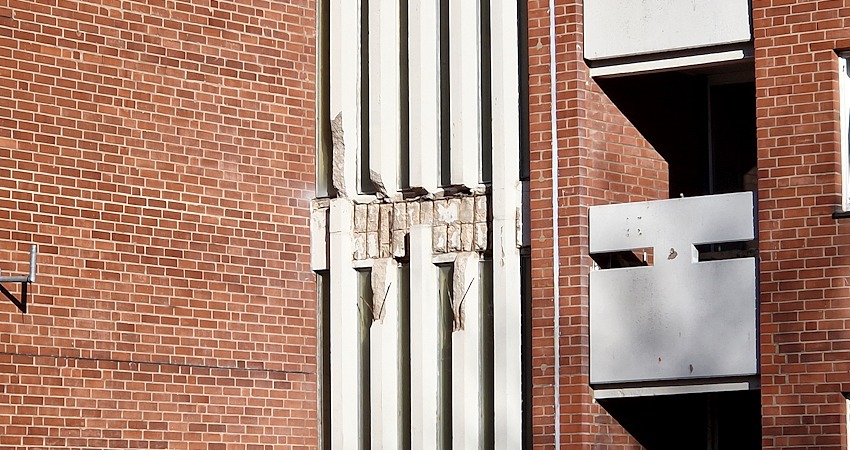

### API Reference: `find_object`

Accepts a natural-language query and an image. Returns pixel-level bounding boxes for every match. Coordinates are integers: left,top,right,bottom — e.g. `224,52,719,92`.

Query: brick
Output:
0,0,318,447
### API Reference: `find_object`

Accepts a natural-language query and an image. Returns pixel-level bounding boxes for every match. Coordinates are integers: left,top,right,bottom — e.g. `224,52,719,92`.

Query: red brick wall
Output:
754,1,850,448
0,0,317,448
527,0,667,448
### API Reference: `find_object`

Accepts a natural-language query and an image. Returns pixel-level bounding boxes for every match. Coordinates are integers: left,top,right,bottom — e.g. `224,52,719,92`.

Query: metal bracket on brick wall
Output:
0,245,38,313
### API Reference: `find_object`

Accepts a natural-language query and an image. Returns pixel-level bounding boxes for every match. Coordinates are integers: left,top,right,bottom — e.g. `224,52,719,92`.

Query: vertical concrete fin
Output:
408,0,441,192
328,199,361,449
449,0,482,187
329,0,361,197
368,0,401,197
409,225,439,449
490,0,523,444
370,257,400,449
451,251,482,449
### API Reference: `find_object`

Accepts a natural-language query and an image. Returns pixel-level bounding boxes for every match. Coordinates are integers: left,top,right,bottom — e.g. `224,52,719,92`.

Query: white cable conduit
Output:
547,0,562,447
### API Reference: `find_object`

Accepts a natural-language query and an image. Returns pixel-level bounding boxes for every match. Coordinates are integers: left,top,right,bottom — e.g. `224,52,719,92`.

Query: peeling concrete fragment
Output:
354,204,367,233
451,252,479,331
448,198,461,223
331,112,348,197
448,222,462,252
370,258,395,321
370,169,389,198
459,197,475,223
461,223,474,252
379,204,392,243
367,203,379,232
420,201,434,225
407,201,420,226
515,206,524,249
435,199,458,225
393,203,407,231
474,222,488,251
367,232,379,258
474,195,488,222
392,230,406,258
432,225,447,253
353,232,367,260
380,242,392,258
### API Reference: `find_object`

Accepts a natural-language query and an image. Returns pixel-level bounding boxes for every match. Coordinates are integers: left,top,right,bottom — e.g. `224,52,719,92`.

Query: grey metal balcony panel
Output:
584,0,751,61
589,192,757,385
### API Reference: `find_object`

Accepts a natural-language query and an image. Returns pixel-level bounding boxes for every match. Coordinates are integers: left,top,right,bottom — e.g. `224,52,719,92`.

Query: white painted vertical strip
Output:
329,199,361,449
369,0,401,195
409,225,440,450
489,0,523,447
451,252,482,450
370,258,401,450
329,0,361,196
408,0,441,192
839,55,850,210
449,0,482,187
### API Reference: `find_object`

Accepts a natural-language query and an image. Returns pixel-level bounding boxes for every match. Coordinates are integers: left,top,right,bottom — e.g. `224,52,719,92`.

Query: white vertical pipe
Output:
408,0,441,192
451,252,482,450
329,0,361,196
449,0,482,187
840,55,850,210
329,199,361,449
409,225,440,449
370,258,401,450
547,0,562,447
489,0,522,446
369,0,401,195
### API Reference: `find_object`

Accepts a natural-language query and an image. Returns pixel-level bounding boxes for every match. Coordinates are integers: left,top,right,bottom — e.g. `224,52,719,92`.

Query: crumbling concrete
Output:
331,113,348,197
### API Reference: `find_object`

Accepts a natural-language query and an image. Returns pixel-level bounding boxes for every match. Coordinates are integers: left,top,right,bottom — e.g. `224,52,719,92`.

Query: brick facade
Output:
0,1,317,448
527,1,668,448
755,1,850,448
6,0,850,448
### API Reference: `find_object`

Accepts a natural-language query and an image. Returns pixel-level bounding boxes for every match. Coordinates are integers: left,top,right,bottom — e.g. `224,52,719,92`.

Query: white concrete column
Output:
408,0,441,192
369,0,401,195
449,0,482,187
489,0,523,447
409,225,440,449
369,258,401,449
451,252,482,450
329,199,361,449
329,0,361,196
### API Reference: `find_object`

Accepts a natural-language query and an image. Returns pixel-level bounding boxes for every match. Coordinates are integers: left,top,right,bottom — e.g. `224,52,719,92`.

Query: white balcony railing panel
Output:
589,192,757,385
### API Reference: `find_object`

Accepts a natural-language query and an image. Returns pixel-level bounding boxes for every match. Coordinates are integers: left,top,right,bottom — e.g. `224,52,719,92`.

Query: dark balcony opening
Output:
599,390,761,450
597,63,756,199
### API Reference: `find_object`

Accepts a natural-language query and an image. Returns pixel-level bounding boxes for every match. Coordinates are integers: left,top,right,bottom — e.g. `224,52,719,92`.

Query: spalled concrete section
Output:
348,193,489,262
